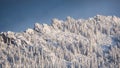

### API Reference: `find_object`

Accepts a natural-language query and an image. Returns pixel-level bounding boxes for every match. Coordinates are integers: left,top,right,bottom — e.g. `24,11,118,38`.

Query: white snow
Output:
0,15,120,68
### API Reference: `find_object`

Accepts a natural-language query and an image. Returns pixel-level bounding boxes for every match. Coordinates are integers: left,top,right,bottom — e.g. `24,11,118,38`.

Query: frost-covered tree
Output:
0,15,120,68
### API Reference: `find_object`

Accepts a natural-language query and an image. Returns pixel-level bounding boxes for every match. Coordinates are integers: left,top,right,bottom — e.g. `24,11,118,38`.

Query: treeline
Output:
0,15,120,68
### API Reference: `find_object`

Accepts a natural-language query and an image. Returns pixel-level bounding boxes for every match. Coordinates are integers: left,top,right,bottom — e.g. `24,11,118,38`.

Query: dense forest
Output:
0,15,120,68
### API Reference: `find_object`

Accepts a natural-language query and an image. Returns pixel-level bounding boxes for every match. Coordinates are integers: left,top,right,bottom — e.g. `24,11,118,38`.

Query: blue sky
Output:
0,0,120,32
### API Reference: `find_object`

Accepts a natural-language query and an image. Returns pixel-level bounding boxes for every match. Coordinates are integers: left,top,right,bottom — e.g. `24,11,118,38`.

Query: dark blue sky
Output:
0,0,120,32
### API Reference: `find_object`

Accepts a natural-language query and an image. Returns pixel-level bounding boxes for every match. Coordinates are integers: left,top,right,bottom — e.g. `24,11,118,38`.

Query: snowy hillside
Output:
0,15,120,68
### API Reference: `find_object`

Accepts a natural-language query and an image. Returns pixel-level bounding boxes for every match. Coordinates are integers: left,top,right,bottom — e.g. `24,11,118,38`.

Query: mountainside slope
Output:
0,15,120,68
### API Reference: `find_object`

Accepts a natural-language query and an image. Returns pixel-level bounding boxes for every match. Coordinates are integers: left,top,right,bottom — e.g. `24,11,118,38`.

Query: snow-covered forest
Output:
0,15,120,68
